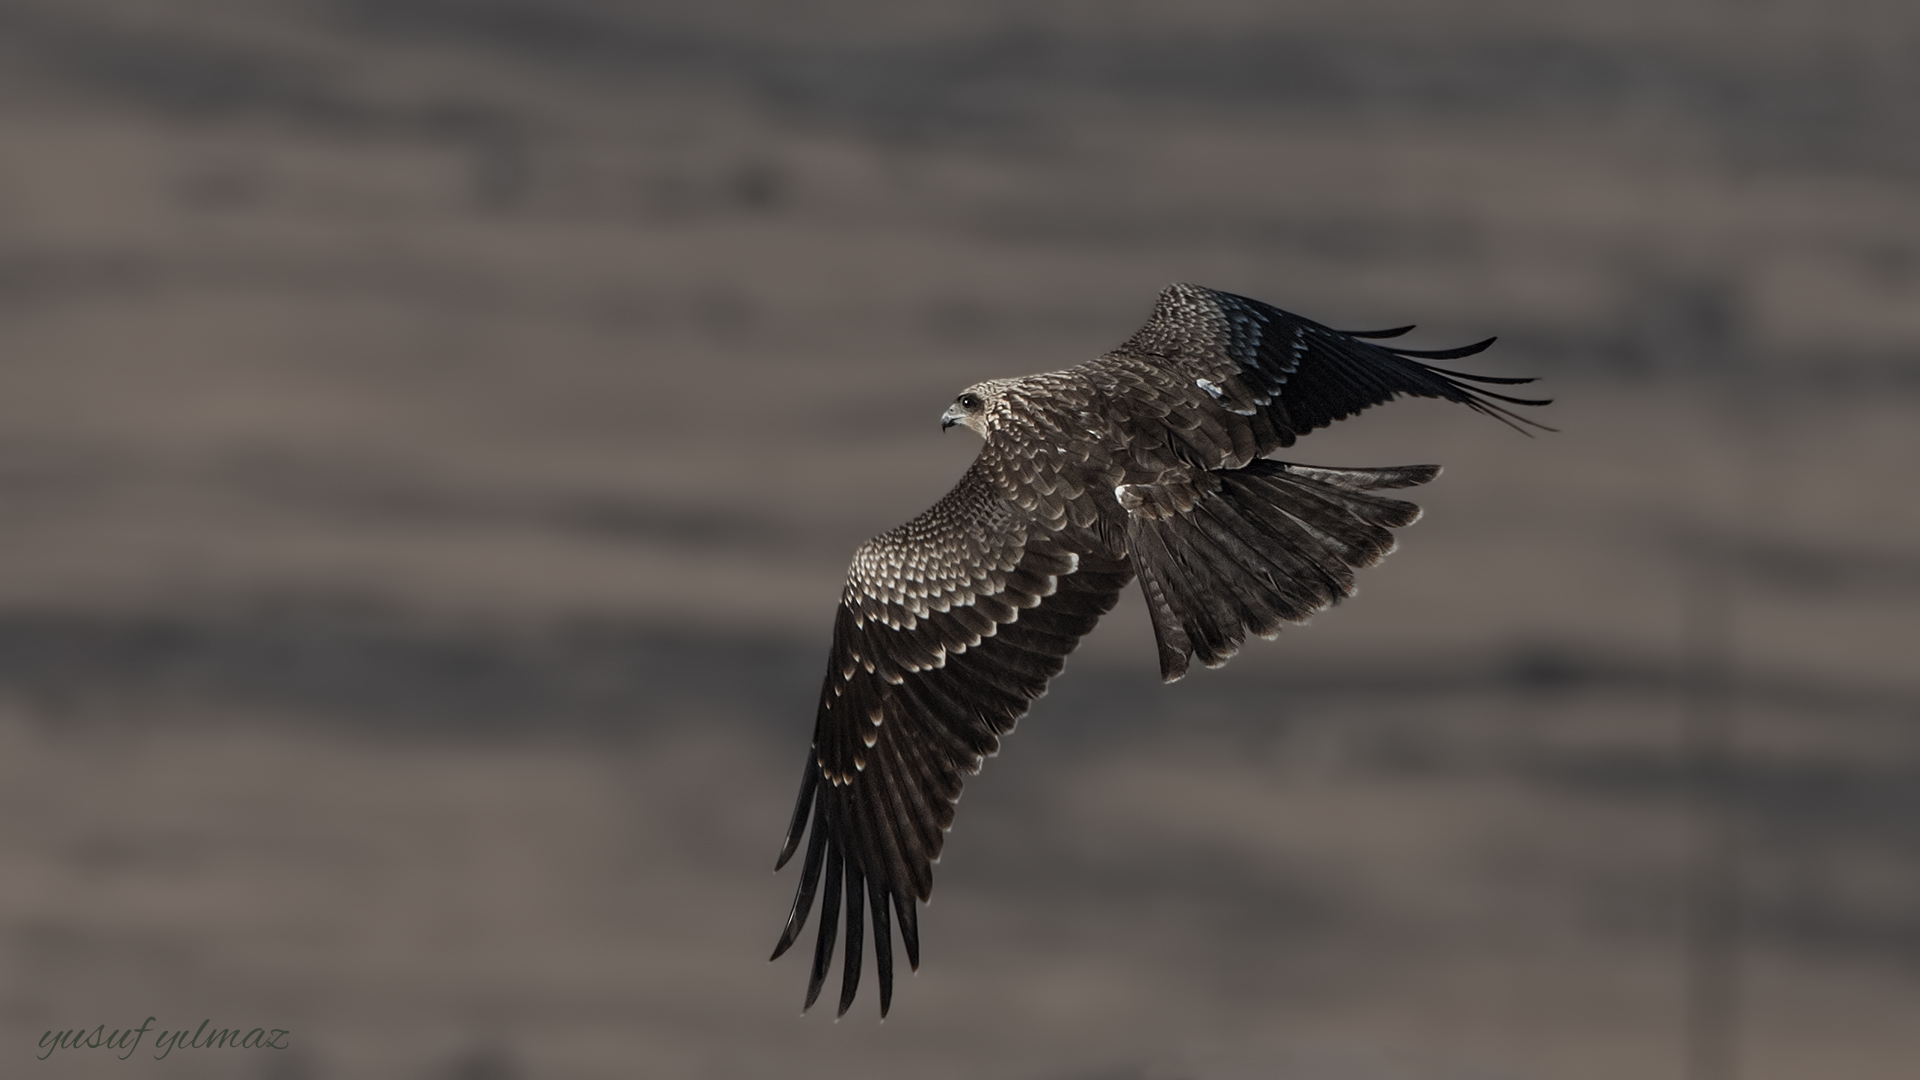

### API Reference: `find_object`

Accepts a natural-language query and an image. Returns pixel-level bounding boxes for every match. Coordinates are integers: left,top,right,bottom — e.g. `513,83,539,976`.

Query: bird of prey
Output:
769,283,1548,1017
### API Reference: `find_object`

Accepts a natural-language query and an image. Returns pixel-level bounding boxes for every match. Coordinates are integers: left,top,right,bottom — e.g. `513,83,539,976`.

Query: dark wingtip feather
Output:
1338,323,1416,339
1464,395,1557,436
895,893,921,971
1438,369,1539,386
1390,335,1497,360
775,756,820,870
870,877,895,1016
803,847,844,1011
1413,360,1556,436
837,864,865,1017
770,815,829,962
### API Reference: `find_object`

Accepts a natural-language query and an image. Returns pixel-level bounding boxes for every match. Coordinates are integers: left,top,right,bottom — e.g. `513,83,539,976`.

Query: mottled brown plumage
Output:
770,283,1549,1017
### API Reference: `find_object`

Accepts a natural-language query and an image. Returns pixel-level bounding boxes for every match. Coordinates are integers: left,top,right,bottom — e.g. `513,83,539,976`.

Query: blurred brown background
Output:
3,1,1917,1078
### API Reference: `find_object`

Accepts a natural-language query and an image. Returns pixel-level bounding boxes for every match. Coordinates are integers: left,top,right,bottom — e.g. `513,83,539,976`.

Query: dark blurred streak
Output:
1533,749,1920,844
920,298,1117,348
175,155,271,212
468,134,532,213
1209,643,1920,724
1746,903,1920,968
968,208,1490,266
0,599,820,738
0,4,365,127
333,0,706,75
1046,1068,1146,1080
0,248,166,308
4,0,1870,175
320,4,1918,171
436,1046,521,1080
1729,537,1920,599
1619,269,1746,378
218,453,803,554
255,1052,322,1080
1497,329,1920,389
0,1,537,182
974,825,1350,945
0,243,507,313
0,242,787,343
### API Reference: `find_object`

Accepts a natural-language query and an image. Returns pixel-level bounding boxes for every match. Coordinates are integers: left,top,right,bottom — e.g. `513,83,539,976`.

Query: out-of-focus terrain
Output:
1,2,1917,1078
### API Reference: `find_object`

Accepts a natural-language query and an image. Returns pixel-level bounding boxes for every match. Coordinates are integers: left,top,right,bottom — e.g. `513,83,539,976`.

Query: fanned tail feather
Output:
1124,460,1438,681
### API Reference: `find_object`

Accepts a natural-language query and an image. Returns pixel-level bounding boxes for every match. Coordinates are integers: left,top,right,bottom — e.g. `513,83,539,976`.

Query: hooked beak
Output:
940,404,965,430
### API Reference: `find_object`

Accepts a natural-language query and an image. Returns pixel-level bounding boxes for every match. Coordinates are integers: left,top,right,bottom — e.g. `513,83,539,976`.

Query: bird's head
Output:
940,380,1015,438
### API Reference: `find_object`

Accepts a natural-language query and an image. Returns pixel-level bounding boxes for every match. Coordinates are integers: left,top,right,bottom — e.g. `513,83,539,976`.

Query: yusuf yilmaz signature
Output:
37,1018,290,1061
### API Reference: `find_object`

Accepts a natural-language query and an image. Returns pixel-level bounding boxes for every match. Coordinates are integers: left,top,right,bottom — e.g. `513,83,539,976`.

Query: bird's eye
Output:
959,393,983,411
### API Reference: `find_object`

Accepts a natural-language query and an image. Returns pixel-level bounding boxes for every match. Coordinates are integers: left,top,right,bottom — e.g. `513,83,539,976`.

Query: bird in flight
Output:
769,283,1548,1017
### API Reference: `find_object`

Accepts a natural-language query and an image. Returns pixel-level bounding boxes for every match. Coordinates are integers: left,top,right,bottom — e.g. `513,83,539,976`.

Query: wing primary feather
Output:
1417,369,1552,404
895,891,921,971
870,732,937,897
895,670,997,771
837,861,866,1017
881,687,958,838
869,874,895,1016
804,843,844,1011
1462,386,1553,406
1423,367,1541,386
850,750,923,925
770,806,829,962
1402,359,1557,433
775,751,820,870
1382,334,1497,359
1335,323,1415,339
1385,335,1497,360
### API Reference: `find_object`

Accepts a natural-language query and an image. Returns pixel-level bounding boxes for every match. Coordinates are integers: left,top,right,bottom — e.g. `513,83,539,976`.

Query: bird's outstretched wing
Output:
770,461,1132,1017
1089,283,1551,469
